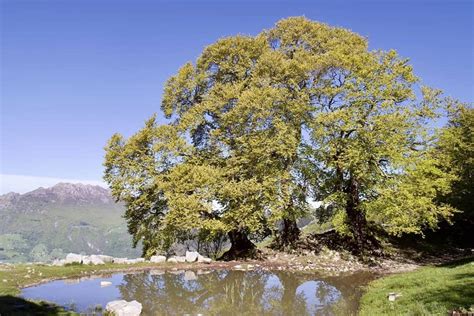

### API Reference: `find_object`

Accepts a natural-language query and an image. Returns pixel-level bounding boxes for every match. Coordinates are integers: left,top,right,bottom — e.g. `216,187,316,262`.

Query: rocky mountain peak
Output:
0,183,113,209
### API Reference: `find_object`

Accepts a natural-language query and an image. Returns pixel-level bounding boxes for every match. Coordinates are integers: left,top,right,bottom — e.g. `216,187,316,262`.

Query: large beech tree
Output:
104,17,457,257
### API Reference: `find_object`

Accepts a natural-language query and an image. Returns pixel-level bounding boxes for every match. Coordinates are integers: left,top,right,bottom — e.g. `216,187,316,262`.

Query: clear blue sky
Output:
1,0,473,192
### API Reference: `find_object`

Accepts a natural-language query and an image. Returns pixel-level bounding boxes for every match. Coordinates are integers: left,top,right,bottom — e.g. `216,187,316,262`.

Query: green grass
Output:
0,262,162,296
0,295,76,315
359,257,474,316
0,262,169,315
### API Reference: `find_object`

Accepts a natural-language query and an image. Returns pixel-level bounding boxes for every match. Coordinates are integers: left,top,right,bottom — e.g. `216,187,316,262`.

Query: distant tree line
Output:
104,17,472,258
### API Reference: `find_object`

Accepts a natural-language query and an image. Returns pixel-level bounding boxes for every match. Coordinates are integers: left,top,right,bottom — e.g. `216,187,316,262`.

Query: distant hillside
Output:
0,183,141,263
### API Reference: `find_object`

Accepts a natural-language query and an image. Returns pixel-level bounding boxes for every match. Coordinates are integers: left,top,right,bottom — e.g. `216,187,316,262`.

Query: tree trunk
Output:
345,177,369,254
273,218,300,250
220,230,257,260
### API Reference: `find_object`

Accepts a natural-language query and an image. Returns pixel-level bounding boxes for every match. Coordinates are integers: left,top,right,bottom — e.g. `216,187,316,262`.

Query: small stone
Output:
100,281,112,287
388,292,402,301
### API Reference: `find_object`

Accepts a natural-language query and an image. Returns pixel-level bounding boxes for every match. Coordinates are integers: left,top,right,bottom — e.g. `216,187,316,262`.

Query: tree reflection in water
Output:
118,269,365,315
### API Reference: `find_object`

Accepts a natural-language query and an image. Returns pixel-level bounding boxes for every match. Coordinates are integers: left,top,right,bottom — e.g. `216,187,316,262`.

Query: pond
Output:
21,269,376,315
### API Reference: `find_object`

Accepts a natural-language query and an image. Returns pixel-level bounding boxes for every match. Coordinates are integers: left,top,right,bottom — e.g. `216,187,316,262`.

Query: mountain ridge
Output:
0,182,140,263
0,183,113,208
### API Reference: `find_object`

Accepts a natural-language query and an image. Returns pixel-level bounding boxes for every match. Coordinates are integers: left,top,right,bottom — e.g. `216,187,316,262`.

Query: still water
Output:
21,269,375,315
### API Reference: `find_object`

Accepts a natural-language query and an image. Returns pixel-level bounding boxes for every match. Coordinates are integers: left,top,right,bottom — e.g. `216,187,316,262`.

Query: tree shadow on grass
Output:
437,256,474,268
417,283,474,313
0,296,72,315
413,258,474,313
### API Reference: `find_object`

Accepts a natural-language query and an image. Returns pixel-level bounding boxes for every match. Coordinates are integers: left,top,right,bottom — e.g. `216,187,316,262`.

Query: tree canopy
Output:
104,17,464,258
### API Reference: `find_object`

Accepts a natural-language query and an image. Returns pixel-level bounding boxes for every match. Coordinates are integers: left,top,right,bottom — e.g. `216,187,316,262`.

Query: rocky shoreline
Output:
51,251,213,266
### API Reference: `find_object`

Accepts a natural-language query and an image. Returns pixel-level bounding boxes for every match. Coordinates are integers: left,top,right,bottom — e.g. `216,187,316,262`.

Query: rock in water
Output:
105,300,142,316
184,270,197,281
150,255,166,263
65,253,83,264
149,269,165,275
185,251,199,262
100,281,112,287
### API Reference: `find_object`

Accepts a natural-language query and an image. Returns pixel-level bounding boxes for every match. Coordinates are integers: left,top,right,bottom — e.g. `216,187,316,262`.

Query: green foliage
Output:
104,16,460,255
29,244,49,262
0,203,141,263
0,234,29,262
438,103,473,208
432,103,473,244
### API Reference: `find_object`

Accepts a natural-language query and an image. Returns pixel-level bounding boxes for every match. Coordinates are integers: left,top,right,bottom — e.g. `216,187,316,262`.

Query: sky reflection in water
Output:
22,269,373,315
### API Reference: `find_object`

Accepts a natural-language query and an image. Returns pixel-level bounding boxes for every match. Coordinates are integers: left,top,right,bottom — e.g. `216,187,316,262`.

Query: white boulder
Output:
185,251,199,263
197,255,212,264
150,255,166,263
97,255,114,263
175,256,186,263
105,300,142,316
100,281,112,287
167,257,178,263
82,255,105,265
65,253,83,264
89,255,105,265
82,256,92,265
126,258,145,264
114,258,129,264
